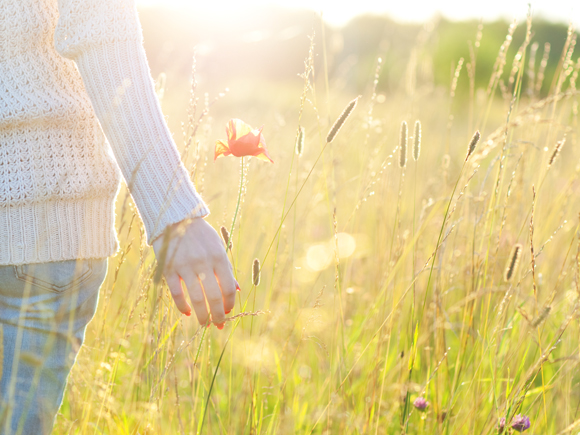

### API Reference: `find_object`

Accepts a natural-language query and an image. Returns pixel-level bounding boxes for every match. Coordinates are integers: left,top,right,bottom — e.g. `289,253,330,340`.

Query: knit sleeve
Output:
54,0,210,244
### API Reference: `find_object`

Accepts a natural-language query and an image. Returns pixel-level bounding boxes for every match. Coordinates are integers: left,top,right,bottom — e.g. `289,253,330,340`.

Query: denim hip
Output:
0,258,107,435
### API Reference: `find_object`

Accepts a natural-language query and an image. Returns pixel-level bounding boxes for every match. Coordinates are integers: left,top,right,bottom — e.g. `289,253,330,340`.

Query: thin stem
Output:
229,156,245,240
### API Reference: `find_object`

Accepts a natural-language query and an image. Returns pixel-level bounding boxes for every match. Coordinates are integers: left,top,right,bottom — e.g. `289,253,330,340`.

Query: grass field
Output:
54,12,580,435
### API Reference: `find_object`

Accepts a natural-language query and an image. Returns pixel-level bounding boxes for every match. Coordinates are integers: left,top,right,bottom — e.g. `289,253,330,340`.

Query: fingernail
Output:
217,323,224,330
225,309,231,315
206,323,211,328
236,284,241,292
185,311,191,317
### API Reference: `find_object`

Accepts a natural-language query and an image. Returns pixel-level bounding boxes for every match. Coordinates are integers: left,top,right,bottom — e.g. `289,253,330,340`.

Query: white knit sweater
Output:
0,0,209,265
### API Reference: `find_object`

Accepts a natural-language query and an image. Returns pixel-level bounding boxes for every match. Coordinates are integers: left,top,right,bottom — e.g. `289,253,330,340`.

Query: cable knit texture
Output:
0,0,209,265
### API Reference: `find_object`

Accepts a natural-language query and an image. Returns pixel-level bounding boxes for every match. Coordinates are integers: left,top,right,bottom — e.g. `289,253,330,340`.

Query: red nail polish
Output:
225,309,231,315
185,311,192,317
217,323,224,330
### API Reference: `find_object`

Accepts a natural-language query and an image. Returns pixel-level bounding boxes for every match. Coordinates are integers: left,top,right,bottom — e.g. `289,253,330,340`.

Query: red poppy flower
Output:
215,119,273,163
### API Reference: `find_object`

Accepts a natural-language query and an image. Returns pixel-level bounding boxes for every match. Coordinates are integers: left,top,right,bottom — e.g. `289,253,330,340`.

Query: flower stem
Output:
229,156,244,241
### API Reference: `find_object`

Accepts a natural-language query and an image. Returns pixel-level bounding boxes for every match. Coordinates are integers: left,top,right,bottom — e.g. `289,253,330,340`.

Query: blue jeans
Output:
0,259,107,435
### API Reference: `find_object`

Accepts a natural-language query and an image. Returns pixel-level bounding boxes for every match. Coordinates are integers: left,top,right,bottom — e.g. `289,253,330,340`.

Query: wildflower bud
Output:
511,414,530,432
498,417,506,434
413,397,428,412
252,258,261,286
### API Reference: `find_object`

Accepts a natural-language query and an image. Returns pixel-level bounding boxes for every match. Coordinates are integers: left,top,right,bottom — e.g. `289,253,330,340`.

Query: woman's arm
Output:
54,0,235,326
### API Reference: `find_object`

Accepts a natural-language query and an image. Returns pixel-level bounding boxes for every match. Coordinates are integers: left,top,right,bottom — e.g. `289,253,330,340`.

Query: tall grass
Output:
54,15,580,435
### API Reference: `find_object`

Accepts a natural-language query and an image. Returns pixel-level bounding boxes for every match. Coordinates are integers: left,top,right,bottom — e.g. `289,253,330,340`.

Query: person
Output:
0,0,236,433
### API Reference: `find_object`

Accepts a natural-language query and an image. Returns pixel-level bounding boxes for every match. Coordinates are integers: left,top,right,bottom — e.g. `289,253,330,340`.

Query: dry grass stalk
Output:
548,138,565,167
527,41,539,96
450,58,464,99
224,310,270,323
413,120,421,161
504,244,523,282
326,97,359,143
487,20,517,95
535,42,551,95
220,226,232,250
399,121,408,168
530,186,538,299
253,258,261,286
531,306,551,327
295,126,305,156
465,130,481,161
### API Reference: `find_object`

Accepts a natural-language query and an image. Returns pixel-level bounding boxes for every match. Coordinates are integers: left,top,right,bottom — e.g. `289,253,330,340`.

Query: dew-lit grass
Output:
54,15,580,435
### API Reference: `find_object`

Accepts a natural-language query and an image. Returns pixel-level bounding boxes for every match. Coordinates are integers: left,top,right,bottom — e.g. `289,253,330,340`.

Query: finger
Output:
181,270,209,327
214,261,236,314
199,270,226,327
165,275,191,316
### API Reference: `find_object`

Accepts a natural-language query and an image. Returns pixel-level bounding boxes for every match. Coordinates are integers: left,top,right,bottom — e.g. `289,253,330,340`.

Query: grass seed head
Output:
295,126,305,156
531,306,551,327
465,130,481,161
252,258,261,286
504,243,522,282
413,120,421,161
548,138,565,167
220,226,232,250
326,97,358,143
399,121,408,168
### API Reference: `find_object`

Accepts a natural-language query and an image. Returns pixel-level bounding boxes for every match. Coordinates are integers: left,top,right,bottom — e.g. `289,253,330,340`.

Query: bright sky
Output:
137,0,579,27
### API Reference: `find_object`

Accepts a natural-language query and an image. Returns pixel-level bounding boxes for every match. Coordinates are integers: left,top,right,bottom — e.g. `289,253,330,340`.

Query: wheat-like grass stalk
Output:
504,244,522,282
548,138,565,167
220,226,232,250
252,258,261,286
399,121,408,168
536,42,551,95
465,130,481,161
326,97,359,143
527,41,539,96
295,126,305,156
413,120,421,161
530,306,551,327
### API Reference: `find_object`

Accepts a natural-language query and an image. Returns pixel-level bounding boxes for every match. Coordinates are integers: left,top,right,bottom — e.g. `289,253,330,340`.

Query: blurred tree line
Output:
138,5,576,98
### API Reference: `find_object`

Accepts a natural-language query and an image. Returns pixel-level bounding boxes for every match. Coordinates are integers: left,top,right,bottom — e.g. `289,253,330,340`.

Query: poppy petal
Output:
229,131,260,157
255,150,274,163
217,119,273,163
214,139,231,160
228,119,253,141
255,132,273,162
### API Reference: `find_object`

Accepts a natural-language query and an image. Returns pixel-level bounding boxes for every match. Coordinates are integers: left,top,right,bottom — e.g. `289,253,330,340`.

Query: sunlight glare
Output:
137,0,578,27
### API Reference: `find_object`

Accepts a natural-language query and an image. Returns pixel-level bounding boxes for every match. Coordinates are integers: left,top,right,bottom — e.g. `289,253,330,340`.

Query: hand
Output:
153,217,238,328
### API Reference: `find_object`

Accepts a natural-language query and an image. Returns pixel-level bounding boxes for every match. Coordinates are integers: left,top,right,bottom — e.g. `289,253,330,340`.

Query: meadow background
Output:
55,5,580,434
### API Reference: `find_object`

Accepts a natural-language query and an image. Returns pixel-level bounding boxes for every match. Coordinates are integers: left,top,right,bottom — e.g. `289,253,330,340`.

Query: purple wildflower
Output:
413,397,428,412
498,417,506,433
511,414,530,432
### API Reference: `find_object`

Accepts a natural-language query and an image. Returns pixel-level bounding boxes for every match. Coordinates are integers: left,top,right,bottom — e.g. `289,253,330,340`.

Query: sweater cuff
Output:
72,39,210,244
